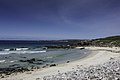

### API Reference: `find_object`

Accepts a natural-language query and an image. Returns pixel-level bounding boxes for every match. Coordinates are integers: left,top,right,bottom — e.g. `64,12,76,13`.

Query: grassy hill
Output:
91,36,120,47
60,36,120,47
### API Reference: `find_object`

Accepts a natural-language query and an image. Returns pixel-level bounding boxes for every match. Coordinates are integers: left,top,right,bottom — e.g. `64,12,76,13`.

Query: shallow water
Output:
0,48,90,69
0,41,90,70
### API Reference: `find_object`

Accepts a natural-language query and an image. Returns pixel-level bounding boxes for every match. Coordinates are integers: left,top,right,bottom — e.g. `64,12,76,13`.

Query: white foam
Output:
0,50,46,55
4,49,10,51
46,56,53,59
10,60,17,63
0,51,10,55
0,60,5,63
16,48,29,51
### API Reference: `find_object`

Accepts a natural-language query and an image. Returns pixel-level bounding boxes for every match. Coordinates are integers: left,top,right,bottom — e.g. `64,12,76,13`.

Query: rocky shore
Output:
1,47,120,80
0,61,57,79
43,57,120,80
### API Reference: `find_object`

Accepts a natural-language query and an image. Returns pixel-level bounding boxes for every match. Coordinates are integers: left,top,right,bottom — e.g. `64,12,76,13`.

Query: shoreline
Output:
1,47,120,80
0,48,89,79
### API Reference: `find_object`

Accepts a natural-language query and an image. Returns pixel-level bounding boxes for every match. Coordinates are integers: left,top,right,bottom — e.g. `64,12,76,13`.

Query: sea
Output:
0,40,90,69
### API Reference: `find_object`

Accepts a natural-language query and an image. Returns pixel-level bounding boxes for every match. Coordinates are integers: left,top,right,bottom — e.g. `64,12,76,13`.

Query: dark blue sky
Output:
0,0,120,40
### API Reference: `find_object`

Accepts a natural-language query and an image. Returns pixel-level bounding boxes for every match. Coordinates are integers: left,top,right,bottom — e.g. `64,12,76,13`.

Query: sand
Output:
1,47,120,80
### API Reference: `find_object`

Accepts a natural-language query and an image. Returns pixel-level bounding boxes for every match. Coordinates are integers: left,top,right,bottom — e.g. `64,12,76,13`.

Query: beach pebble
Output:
42,57,120,80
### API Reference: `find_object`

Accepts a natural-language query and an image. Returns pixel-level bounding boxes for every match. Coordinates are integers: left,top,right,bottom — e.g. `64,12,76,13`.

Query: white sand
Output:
1,47,120,80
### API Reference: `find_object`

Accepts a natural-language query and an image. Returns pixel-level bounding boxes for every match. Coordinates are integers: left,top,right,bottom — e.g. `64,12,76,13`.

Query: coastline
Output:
1,47,120,80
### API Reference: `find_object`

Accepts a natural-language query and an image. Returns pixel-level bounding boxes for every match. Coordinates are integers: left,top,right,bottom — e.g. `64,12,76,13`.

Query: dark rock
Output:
9,48,16,51
0,49,3,51
20,56,27,58
45,45,76,49
37,59,44,61
67,61,70,63
80,47,85,50
50,64,57,67
19,60,27,62
46,64,49,66
1,76,4,78
36,78,41,80
36,66,40,69
42,66,47,68
0,67,30,77
9,64,20,68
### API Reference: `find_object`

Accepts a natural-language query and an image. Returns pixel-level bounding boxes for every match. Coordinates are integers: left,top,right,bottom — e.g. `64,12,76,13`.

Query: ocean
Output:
0,40,90,69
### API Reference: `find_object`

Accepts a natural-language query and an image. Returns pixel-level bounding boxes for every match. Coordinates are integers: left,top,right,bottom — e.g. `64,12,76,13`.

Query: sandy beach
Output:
1,0,120,79
1,47,120,80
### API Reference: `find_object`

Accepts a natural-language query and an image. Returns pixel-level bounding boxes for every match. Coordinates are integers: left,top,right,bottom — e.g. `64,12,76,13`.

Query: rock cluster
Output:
0,67,30,78
0,61,57,78
43,58,120,80
19,58,46,64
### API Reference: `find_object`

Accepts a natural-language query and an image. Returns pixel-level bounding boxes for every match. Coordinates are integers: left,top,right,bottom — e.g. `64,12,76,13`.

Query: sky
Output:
0,0,120,40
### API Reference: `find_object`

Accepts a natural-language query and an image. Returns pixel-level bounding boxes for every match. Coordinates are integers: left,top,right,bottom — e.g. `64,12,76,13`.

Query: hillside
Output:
91,36,120,47
61,36,120,47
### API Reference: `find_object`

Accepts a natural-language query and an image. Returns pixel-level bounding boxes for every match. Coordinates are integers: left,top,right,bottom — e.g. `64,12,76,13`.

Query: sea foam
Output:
0,50,46,55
